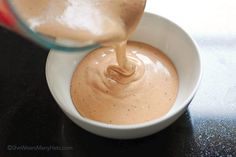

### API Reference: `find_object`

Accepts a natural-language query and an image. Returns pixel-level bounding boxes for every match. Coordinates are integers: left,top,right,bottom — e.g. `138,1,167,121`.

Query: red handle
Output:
0,0,16,27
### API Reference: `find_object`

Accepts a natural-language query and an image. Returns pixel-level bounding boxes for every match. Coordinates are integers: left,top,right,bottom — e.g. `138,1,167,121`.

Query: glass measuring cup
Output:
0,0,98,52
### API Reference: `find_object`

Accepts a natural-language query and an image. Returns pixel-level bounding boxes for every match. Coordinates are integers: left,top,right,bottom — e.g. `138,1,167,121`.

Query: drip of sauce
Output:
13,0,146,84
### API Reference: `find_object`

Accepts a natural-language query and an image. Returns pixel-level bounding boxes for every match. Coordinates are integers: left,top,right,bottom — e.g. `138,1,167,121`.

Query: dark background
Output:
0,27,236,157
1,0,236,156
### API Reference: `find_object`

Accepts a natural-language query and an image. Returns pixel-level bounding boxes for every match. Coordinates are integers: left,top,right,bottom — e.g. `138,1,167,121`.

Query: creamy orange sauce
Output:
71,41,178,124
13,0,179,125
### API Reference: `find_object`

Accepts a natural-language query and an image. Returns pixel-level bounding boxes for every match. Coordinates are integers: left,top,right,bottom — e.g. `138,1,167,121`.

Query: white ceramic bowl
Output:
46,13,202,139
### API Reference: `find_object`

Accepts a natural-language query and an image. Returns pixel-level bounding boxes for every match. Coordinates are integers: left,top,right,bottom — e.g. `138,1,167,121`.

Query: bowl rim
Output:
45,12,202,130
